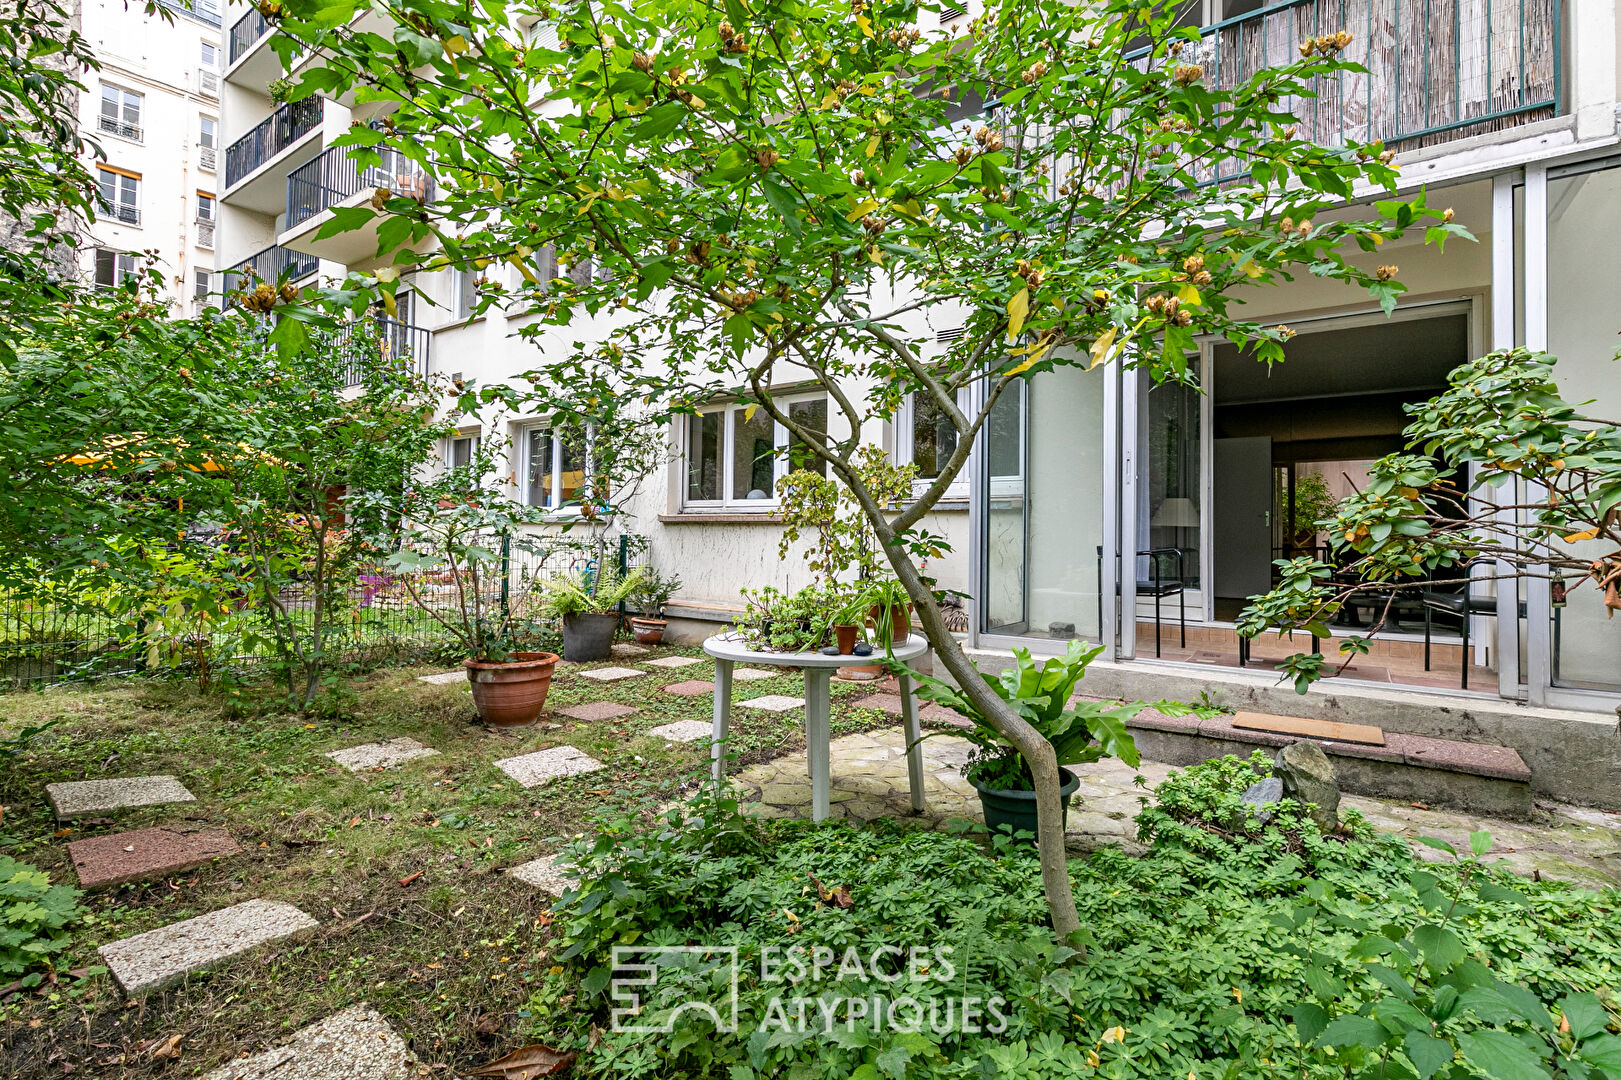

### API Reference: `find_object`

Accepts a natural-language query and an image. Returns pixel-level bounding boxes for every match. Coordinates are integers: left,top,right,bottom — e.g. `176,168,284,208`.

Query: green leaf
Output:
1579,1034,1621,1073
1457,1030,1551,1080
392,26,442,66
760,178,802,237
633,101,686,139
1561,994,1609,1041
1292,1003,1329,1044
1316,1014,1386,1049
580,965,611,995
1404,1031,1455,1079
1411,924,1467,973
1469,829,1493,856
875,1044,915,1079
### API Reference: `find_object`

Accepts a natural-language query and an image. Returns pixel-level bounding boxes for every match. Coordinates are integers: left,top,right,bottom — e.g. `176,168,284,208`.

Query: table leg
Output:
710,658,734,786
805,668,832,822
897,671,926,813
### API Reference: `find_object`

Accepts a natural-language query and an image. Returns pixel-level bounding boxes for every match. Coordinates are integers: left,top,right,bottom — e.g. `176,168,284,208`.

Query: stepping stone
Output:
737,694,806,713
508,855,574,896
649,719,713,744
99,898,318,996
732,667,778,681
69,826,241,890
662,679,714,697
578,666,646,682
644,655,703,669
324,737,439,772
416,670,465,685
612,643,651,658
850,693,970,727
199,1003,416,1080
556,701,639,722
494,746,605,788
46,776,195,820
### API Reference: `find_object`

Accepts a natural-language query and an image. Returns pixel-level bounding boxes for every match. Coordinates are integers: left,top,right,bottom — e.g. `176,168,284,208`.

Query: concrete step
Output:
1127,708,1533,818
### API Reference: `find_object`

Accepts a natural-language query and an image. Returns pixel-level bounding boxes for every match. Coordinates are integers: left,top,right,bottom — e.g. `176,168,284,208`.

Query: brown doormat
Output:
1230,711,1386,746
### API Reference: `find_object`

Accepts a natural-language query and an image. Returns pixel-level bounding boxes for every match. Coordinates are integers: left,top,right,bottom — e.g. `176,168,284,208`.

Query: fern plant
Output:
0,857,81,977
540,565,647,618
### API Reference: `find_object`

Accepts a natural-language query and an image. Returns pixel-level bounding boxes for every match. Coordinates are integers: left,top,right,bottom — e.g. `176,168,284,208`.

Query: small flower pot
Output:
833,623,860,654
463,651,559,728
968,767,1080,842
630,616,668,645
561,611,620,662
867,603,913,645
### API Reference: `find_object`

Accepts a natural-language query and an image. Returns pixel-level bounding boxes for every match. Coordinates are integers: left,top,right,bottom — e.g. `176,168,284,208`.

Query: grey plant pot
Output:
561,611,620,662
968,767,1080,842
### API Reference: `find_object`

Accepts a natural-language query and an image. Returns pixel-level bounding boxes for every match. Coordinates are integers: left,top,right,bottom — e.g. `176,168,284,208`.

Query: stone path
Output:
730,728,1621,887
851,692,970,727
68,825,240,890
325,737,439,772
556,701,638,722
732,667,778,681
644,655,703,669
99,898,319,995
46,775,195,819
508,855,573,896
662,679,714,696
494,746,605,788
415,670,465,685
200,1004,420,1080
578,666,646,682
648,719,713,744
737,694,806,713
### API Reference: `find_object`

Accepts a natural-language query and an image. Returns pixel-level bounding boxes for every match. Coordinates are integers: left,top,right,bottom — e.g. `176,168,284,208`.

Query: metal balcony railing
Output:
97,114,142,142
225,98,321,188
285,144,433,228
1126,0,1559,183
228,8,270,63
337,318,430,386
105,203,141,226
227,244,318,284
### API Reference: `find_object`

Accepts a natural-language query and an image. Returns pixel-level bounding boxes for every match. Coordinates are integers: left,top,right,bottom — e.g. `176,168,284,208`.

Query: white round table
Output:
702,632,932,822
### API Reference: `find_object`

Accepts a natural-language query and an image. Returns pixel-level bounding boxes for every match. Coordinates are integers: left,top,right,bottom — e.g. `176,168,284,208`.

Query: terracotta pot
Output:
631,617,668,645
463,651,559,728
868,603,912,644
833,623,860,654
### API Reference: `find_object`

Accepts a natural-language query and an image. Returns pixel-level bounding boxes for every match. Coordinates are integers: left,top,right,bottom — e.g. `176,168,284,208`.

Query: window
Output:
195,0,220,23
452,268,476,320
193,268,210,299
446,432,480,471
200,39,218,67
682,395,829,509
525,425,589,510
97,168,141,225
197,192,215,221
98,85,142,141
94,249,138,288
199,116,217,149
896,380,1025,500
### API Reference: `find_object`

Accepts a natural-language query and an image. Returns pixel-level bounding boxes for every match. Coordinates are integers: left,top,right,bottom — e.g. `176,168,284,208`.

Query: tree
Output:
279,0,1466,936
1237,347,1621,692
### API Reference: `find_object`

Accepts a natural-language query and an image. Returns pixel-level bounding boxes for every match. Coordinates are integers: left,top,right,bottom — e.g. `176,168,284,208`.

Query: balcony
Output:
336,318,430,387
279,144,434,265
228,8,269,64
97,113,142,143
104,203,141,227
224,98,322,193
226,243,318,285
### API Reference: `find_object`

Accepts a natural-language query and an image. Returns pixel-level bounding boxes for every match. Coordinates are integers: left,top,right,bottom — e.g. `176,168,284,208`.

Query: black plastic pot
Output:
561,612,619,661
968,766,1080,841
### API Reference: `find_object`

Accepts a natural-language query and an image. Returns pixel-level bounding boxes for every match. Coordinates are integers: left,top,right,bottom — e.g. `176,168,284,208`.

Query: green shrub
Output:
0,856,81,977
531,758,1621,1079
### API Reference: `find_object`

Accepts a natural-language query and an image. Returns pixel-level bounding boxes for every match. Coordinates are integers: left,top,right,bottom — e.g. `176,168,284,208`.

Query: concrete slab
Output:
578,666,646,682
69,826,240,890
737,695,806,713
494,746,605,788
199,1004,415,1080
732,667,778,681
661,680,714,696
99,899,318,995
324,737,438,772
508,855,574,896
416,670,465,685
648,719,713,743
46,776,195,820
556,701,639,722
611,643,651,658
643,656,703,669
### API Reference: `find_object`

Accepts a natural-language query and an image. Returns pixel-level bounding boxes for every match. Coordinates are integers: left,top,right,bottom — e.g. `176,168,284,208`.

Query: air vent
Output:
198,145,216,171
937,326,967,343
940,5,968,24
196,220,215,249
198,67,219,97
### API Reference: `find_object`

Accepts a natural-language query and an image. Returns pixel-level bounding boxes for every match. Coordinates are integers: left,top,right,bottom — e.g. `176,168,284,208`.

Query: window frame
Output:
679,391,829,511
521,422,594,513
98,84,143,142
200,39,218,68
94,249,139,289
198,115,217,149
97,167,141,225
196,191,215,221
895,380,1026,501
445,431,481,472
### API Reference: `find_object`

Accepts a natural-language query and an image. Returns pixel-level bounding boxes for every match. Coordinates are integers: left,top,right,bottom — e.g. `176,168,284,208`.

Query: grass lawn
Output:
0,645,902,1077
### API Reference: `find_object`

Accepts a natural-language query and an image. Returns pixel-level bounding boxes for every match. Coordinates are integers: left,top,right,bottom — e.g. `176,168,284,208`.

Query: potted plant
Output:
626,568,682,645
853,577,913,649
735,583,843,653
540,565,646,661
910,642,1144,840
1289,470,1338,553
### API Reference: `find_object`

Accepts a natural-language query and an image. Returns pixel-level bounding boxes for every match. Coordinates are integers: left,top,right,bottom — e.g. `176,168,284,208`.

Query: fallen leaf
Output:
398,870,424,887
150,1033,183,1061
467,1044,577,1079
808,874,853,909
584,789,611,796
1410,802,1431,810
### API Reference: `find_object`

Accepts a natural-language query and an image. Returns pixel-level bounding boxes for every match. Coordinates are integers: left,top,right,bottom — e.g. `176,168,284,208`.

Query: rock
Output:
1241,776,1285,824
1047,622,1077,639
198,1004,416,1080
820,646,841,656
852,643,873,656
1276,742,1340,831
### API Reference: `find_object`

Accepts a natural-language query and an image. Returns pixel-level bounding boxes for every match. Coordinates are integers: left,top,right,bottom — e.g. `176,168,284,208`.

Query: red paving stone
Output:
555,701,640,722
68,826,241,889
662,680,715,696
850,692,969,727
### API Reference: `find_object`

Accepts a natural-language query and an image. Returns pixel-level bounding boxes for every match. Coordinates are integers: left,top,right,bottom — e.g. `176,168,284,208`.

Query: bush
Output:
530,759,1621,1079
0,857,81,977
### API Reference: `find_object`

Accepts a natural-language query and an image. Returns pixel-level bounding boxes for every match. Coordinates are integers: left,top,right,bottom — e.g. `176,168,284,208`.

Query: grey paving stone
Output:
643,655,703,669
415,670,465,685
99,899,318,996
494,746,605,788
731,667,778,681
611,643,651,658
648,719,714,744
46,776,195,820
324,738,439,772
199,1004,416,1080
556,701,639,722
578,666,646,682
509,855,574,896
737,694,806,713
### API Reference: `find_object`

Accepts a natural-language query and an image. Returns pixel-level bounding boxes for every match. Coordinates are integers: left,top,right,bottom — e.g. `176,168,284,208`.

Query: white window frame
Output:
521,422,593,513
98,84,143,142
97,168,141,225
896,380,1025,501
200,39,218,68
680,392,828,511
444,430,481,472
94,249,138,289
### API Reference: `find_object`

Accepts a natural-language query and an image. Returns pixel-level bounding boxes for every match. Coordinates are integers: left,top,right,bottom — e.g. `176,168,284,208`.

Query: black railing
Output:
106,203,141,226
225,98,321,187
96,114,142,142
337,317,431,386
227,244,318,284
228,8,270,63
286,145,432,228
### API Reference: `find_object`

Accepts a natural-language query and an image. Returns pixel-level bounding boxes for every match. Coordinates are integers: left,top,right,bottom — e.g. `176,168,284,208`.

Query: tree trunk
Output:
881,545,1084,941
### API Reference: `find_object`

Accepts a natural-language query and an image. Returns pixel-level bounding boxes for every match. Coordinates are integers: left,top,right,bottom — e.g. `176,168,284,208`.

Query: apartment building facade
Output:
79,0,223,310
217,0,1621,718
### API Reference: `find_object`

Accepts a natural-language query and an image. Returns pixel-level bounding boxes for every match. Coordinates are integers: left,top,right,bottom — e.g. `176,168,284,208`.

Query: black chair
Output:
1422,589,1526,690
1137,548,1186,658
